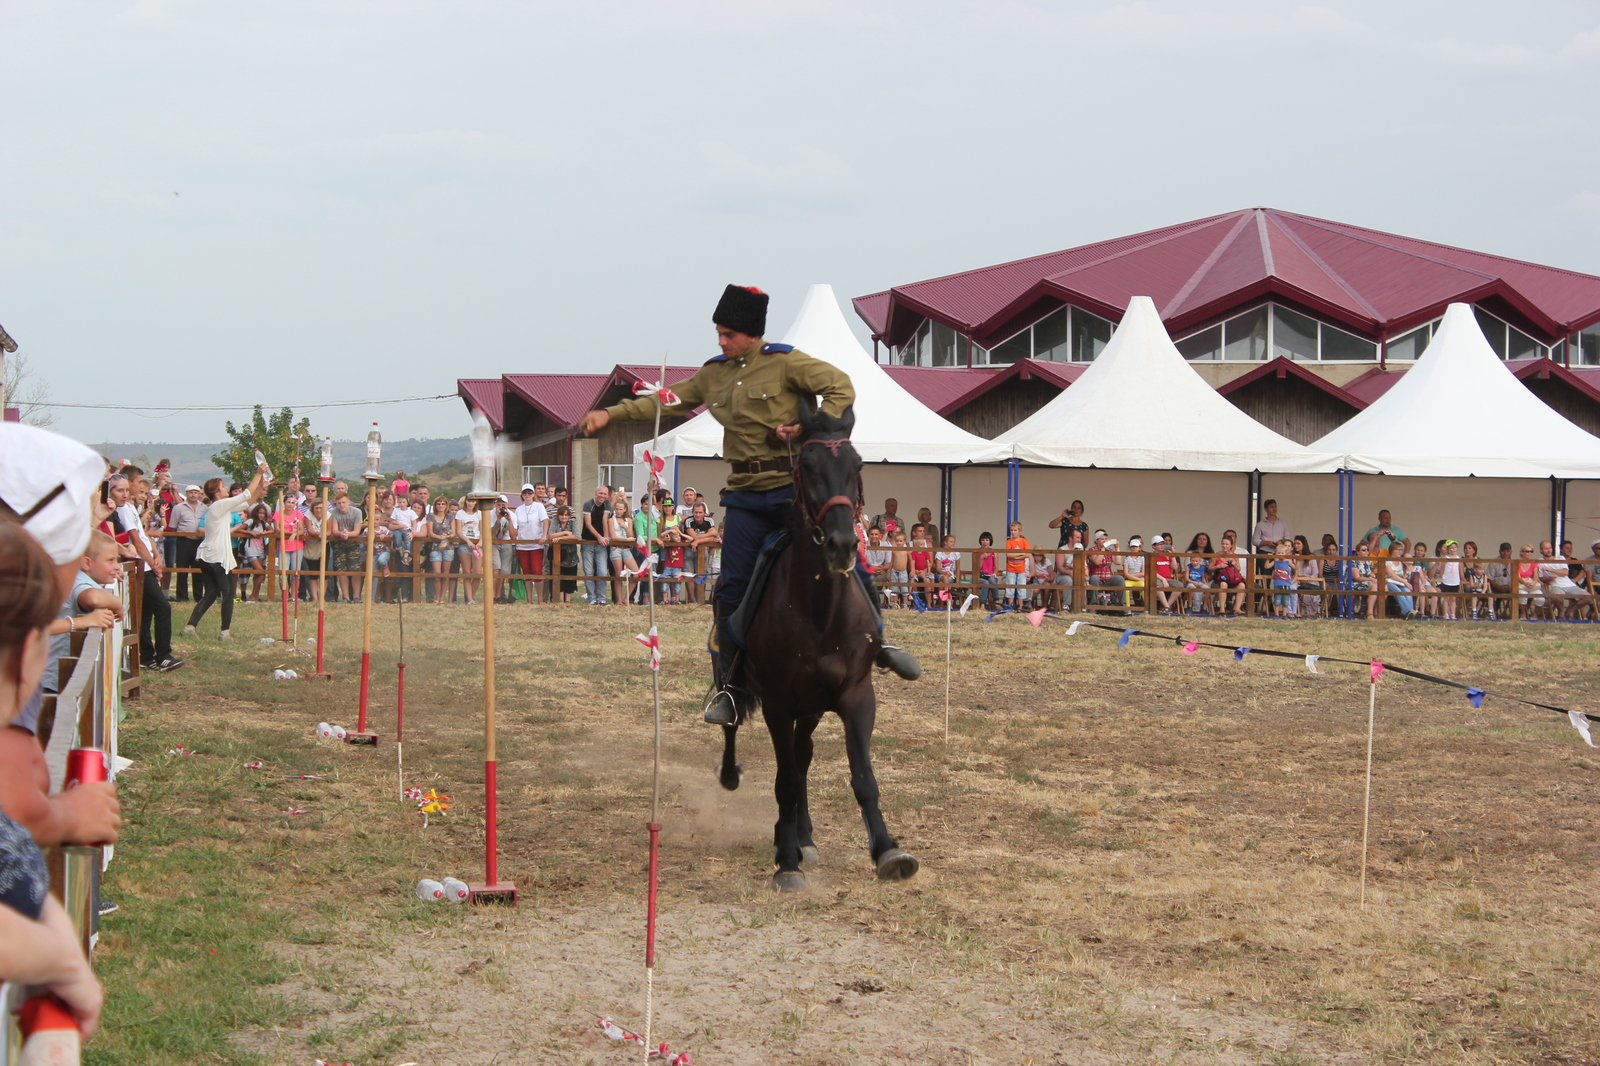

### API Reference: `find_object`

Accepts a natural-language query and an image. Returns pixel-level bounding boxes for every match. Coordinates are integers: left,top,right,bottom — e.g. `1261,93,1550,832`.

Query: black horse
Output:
716,398,919,892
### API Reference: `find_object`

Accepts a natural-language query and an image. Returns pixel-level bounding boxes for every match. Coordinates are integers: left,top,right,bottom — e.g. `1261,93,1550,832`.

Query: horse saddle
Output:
727,529,792,649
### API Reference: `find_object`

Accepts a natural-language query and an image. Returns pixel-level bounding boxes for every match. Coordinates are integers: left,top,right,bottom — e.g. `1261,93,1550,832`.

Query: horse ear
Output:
797,392,819,428
838,404,855,435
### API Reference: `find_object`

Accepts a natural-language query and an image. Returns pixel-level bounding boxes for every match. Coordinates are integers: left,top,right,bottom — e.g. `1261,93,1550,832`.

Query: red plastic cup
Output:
65,747,107,789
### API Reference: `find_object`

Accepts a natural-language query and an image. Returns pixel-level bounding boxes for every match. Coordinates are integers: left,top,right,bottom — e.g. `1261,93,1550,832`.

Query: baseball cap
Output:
521,483,535,492
1128,536,1142,546
0,424,107,564
184,484,202,493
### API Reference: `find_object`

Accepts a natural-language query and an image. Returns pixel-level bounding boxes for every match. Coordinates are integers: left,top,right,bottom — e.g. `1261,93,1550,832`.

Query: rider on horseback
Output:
577,284,921,725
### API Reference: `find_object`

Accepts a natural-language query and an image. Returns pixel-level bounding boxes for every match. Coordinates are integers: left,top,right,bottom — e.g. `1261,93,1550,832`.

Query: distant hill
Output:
92,437,469,485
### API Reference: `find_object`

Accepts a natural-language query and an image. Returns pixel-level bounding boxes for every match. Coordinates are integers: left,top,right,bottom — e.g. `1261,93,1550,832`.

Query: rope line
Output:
1023,614,1600,725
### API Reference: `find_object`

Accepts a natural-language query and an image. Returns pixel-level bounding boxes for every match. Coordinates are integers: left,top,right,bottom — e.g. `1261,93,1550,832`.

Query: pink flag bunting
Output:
1027,607,1047,627
1370,660,1384,681
1183,641,1199,655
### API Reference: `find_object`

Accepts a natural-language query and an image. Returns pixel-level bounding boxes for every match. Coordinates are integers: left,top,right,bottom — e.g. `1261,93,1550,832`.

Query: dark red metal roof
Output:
1508,358,1600,406
503,373,610,428
856,208,1600,349
1215,357,1367,410
883,360,1086,415
1341,368,1404,405
457,378,506,432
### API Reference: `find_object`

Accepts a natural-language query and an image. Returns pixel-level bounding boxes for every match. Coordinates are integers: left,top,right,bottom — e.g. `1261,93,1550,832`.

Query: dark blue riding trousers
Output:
716,485,795,609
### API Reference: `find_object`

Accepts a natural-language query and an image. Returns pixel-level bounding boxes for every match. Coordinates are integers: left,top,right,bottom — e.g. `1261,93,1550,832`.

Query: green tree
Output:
212,406,316,486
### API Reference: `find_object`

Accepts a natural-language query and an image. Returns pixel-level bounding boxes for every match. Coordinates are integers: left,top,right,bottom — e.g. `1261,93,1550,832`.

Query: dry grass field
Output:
88,595,1600,1065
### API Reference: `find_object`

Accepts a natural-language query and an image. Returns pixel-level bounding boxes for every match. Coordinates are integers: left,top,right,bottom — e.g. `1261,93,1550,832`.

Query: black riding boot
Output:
854,567,922,680
703,600,758,725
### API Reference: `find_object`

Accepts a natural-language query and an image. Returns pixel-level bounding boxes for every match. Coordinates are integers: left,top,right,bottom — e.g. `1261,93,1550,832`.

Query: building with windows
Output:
457,365,702,495
858,208,1600,442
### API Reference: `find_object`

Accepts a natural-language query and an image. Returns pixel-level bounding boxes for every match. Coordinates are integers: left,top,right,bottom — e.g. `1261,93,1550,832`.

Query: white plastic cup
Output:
441,877,469,903
415,878,444,902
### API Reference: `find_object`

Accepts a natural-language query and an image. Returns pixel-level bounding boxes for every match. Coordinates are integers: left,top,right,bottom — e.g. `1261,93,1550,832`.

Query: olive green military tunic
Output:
605,341,855,492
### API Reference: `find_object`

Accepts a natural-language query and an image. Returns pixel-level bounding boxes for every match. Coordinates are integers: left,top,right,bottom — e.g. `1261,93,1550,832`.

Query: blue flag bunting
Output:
1467,687,1485,708
910,594,927,613
1118,629,1134,648
694,572,711,585
985,607,1013,622
1234,647,1251,661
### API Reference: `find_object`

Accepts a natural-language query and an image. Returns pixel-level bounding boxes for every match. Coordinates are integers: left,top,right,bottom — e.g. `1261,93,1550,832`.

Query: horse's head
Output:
794,397,861,574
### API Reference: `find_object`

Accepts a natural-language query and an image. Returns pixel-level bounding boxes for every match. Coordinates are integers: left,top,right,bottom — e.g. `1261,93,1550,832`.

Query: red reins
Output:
790,436,863,543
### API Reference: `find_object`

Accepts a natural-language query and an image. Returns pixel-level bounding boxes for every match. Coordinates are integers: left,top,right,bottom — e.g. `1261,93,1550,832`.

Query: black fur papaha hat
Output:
713,284,768,337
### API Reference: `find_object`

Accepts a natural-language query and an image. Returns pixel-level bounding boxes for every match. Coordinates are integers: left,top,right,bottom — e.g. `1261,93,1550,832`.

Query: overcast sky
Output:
3,1,1597,443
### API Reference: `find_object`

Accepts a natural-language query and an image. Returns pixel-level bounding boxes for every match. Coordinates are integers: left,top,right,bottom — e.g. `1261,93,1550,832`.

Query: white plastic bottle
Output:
441,877,469,903
365,422,382,479
415,879,445,902
254,448,273,484
316,722,334,738
319,436,334,481
469,407,496,496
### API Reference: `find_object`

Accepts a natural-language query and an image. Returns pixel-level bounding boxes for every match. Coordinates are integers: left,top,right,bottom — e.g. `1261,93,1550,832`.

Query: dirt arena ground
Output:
92,594,1600,1065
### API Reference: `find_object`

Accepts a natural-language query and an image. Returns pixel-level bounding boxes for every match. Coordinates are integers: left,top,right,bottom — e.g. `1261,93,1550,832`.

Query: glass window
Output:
1071,307,1113,362
1320,323,1377,361
932,322,961,367
1176,325,1222,361
1581,323,1600,366
1223,306,1269,361
1272,305,1319,361
1507,325,1540,361
898,319,932,366
957,332,972,367
598,465,634,493
990,329,1030,365
1386,324,1431,361
522,465,568,491
1032,308,1069,361
1474,306,1508,358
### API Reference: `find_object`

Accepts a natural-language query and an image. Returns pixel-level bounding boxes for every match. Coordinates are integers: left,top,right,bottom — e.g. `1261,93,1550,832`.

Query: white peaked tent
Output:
1003,296,1350,473
637,284,1012,466
1313,302,1600,478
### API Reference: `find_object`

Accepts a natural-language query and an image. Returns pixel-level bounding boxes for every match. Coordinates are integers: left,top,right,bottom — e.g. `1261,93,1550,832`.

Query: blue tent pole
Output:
1005,458,1019,529
1337,468,1349,619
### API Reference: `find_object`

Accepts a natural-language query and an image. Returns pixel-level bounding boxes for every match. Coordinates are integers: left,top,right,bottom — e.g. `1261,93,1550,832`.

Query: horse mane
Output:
800,402,855,441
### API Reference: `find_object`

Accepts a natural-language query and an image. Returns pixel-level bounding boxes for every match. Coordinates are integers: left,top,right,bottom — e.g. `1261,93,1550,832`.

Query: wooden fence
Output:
1,565,132,1060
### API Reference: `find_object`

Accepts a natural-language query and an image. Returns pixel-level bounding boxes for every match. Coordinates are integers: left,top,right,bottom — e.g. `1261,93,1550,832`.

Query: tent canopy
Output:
1313,303,1600,478
639,284,1012,465
1002,295,1352,473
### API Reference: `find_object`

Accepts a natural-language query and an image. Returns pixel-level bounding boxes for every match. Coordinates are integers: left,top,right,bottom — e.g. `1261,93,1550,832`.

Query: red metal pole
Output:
484,759,499,887
315,609,325,675
281,586,289,643
357,651,371,733
645,822,660,967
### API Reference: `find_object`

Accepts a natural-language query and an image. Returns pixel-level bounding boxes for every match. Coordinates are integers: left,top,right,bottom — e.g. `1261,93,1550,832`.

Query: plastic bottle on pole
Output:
415,879,445,902
365,423,382,479
441,877,469,903
319,436,334,481
469,407,496,496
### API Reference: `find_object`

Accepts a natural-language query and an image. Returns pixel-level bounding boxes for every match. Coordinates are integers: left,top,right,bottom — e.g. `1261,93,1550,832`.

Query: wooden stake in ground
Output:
396,591,406,802
944,592,953,743
1360,666,1379,909
347,476,381,745
643,353,667,1059
466,406,515,904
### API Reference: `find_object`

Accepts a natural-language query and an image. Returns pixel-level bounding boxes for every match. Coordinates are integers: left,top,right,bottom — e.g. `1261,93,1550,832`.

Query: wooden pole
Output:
470,495,514,902
1360,675,1377,909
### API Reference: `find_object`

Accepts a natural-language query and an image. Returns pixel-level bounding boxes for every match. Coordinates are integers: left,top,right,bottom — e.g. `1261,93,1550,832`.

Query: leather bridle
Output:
790,436,863,545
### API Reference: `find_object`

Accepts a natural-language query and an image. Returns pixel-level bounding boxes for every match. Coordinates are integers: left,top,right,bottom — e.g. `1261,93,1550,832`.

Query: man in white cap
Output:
168,484,205,602
511,483,548,604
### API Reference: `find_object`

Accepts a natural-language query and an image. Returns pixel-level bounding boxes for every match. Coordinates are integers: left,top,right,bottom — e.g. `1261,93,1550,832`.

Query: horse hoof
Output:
715,762,742,792
800,846,821,866
771,870,807,893
875,848,920,882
